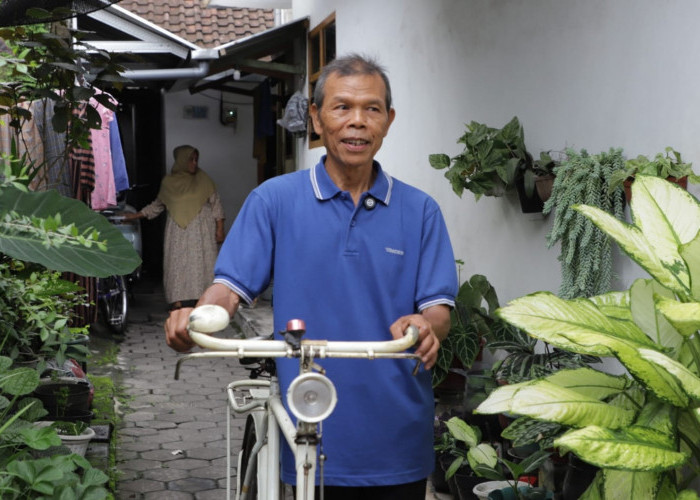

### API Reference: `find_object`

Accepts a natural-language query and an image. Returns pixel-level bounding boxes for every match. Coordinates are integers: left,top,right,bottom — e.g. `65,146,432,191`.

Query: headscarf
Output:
157,145,216,228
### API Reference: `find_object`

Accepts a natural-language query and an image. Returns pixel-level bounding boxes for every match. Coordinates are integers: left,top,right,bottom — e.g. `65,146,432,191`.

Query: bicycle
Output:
97,205,142,334
174,305,421,500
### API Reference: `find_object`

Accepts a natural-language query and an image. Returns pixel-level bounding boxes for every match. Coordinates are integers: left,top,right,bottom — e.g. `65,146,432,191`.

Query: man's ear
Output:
310,102,322,135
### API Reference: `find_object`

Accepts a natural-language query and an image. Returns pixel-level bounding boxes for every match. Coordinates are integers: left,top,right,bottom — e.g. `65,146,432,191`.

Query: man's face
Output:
311,72,395,173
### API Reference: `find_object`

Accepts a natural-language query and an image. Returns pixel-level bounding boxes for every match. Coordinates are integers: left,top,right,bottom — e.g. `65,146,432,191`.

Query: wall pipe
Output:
122,61,210,80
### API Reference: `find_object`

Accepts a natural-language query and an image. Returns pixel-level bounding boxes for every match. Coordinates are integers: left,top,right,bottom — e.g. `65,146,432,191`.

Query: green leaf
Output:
629,279,682,350
544,367,630,400
601,469,661,500
475,380,635,429
21,425,61,450
445,417,479,447
555,425,687,471
653,296,700,338
0,367,39,395
429,153,451,169
467,443,498,471
588,291,633,322
0,187,140,277
638,348,700,400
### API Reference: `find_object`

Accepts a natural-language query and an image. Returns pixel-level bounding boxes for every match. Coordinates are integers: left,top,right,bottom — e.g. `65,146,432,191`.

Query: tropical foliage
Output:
476,176,700,499
429,117,533,201
543,148,626,299
609,146,700,192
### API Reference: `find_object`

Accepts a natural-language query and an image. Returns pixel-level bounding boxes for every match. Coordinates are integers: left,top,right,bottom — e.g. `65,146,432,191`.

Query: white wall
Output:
163,90,259,231
292,0,700,304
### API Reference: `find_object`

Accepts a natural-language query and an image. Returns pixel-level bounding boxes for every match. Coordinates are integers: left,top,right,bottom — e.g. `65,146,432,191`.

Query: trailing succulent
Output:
476,176,700,499
543,148,626,299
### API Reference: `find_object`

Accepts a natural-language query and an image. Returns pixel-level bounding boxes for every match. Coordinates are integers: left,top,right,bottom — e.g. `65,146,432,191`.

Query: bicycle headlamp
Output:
287,372,337,423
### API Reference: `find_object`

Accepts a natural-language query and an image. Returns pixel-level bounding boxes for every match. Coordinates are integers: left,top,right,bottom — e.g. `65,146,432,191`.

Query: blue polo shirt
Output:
214,157,457,486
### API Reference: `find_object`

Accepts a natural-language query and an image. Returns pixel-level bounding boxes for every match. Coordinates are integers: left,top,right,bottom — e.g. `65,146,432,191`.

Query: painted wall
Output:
292,0,700,305
163,90,259,231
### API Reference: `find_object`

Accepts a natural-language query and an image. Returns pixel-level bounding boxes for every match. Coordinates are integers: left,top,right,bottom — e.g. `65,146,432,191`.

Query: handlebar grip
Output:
188,304,230,333
404,324,419,345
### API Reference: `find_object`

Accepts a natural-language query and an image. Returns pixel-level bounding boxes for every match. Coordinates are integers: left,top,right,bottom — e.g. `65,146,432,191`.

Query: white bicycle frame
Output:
174,305,421,500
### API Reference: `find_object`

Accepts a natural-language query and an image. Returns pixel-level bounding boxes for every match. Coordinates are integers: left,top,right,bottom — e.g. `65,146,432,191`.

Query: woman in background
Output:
126,145,225,310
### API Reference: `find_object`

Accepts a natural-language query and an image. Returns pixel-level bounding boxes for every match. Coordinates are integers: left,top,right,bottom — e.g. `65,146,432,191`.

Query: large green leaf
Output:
639,348,700,400
554,425,687,471
475,380,635,429
574,204,689,297
630,279,682,350
654,296,700,339
0,187,140,277
498,292,690,406
0,367,39,395
497,292,655,356
445,417,479,447
601,469,661,500
588,290,633,322
681,234,700,301
544,367,630,400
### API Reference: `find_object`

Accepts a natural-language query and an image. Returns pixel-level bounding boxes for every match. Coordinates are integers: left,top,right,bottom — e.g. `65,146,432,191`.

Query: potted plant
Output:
34,420,96,457
608,146,700,201
530,151,559,203
441,416,551,500
474,176,700,499
542,148,626,299
429,116,532,201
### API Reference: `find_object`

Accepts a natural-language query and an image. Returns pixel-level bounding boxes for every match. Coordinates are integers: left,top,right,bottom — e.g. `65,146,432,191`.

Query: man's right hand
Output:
165,307,196,352
164,283,242,352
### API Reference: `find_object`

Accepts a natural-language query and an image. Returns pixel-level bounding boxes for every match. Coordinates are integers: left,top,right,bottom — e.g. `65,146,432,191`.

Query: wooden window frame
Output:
307,12,336,149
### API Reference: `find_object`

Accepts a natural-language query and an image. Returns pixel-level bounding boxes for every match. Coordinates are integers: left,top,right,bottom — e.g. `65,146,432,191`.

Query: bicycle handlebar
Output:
187,304,420,357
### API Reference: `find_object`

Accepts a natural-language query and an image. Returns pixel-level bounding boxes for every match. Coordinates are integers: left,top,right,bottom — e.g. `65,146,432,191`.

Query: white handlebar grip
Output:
404,324,419,344
188,305,231,333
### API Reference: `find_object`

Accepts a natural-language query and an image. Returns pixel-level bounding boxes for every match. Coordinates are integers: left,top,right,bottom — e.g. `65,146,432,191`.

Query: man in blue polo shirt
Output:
166,53,458,499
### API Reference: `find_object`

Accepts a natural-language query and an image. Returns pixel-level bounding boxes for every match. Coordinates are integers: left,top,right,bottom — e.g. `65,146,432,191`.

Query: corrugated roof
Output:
116,0,275,48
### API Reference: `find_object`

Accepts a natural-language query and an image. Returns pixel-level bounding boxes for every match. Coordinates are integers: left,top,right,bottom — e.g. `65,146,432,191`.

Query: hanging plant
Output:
543,148,626,299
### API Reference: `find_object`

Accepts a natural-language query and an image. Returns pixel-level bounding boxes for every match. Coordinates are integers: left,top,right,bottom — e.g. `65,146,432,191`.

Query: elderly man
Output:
166,53,458,499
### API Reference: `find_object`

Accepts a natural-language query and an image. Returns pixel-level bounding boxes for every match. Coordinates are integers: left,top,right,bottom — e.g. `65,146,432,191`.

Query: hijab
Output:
157,145,216,229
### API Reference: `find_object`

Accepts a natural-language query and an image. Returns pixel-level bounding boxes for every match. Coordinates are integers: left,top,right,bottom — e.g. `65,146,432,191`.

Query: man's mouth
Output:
342,139,369,146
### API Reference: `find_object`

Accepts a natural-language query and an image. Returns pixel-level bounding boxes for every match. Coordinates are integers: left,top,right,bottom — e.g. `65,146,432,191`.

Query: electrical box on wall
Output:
220,102,238,127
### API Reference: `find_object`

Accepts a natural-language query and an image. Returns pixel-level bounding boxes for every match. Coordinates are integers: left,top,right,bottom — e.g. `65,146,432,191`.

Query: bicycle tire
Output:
100,275,128,334
239,415,258,500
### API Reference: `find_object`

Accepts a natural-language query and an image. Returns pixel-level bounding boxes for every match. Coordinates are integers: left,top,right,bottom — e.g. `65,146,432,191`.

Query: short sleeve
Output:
416,201,458,311
213,191,273,304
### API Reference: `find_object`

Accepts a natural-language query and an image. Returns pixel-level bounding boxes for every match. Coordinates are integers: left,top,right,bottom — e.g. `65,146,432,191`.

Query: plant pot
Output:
473,480,531,500
431,452,451,493
515,175,545,213
34,422,96,457
623,175,687,202
561,454,598,500
34,380,91,418
43,409,95,424
453,470,488,500
534,174,555,203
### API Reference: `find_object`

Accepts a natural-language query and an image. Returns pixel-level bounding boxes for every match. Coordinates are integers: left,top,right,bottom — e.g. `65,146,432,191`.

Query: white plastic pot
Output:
473,480,531,500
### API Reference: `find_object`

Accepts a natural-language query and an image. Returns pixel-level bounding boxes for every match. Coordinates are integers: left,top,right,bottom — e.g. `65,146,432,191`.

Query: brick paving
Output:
90,278,449,499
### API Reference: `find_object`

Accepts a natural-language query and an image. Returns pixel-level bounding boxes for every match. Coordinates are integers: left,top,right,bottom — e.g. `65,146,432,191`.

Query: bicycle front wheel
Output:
100,275,128,334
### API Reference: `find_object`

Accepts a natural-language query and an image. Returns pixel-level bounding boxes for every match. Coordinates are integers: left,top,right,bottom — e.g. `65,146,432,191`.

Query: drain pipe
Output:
121,61,210,81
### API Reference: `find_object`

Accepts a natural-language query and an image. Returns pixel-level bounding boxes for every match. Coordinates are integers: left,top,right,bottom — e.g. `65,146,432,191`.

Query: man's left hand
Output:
389,314,440,370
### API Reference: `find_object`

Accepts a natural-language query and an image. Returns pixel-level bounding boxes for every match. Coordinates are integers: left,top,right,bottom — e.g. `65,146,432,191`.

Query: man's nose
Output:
348,108,366,126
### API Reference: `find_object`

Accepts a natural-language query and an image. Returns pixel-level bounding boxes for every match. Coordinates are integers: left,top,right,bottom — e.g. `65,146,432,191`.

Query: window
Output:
307,12,336,148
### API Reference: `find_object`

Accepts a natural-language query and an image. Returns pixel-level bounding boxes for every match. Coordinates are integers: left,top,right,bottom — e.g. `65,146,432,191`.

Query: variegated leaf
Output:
630,279,683,350
602,469,661,500
544,367,630,400
497,292,654,357
445,417,479,447
467,443,498,471
555,425,687,471
589,290,633,322
680,234,700,302
476,380,635,429
639,348,700,400
654,296,700,339
575,204,688,297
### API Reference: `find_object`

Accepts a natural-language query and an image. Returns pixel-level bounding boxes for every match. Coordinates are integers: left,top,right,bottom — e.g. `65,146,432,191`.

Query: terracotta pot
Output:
535,174,555,203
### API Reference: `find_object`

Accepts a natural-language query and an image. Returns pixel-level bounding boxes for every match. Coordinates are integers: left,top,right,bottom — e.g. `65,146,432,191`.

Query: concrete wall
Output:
163,90,259,231
292,0,700,304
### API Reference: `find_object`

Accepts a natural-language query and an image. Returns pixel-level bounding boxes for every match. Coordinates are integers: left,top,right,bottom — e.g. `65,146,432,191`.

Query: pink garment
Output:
89,95,117,210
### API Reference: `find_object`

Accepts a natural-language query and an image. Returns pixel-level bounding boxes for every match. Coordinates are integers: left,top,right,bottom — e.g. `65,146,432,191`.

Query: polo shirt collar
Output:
309,155,394,205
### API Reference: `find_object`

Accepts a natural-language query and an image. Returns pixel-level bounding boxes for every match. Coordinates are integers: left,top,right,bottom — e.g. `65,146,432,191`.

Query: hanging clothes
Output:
30,99,72,197
110,116,129,193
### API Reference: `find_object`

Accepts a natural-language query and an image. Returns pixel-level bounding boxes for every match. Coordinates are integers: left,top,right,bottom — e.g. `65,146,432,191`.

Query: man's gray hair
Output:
313,54,392,111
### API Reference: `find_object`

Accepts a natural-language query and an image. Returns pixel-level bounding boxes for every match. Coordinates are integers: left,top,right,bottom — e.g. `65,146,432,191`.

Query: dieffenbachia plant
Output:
475,176,700,499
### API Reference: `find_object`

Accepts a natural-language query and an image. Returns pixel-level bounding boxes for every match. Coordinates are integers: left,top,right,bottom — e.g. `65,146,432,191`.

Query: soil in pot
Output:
34,381,91,418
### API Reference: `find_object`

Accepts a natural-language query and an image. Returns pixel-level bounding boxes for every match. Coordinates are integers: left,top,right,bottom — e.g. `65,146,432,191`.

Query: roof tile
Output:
117,0,275,48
